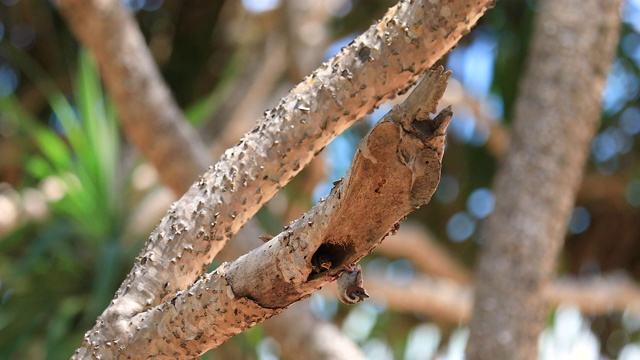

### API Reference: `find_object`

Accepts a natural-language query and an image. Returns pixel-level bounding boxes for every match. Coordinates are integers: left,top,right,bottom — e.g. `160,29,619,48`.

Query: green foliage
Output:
0,49,134,359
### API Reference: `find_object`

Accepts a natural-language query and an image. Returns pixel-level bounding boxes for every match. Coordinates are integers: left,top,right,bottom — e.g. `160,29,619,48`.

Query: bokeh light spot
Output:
620,106,640,135
568,206,591,235
10,24,35,49
446,211,476,242
0,65,19,97
242,0,281,13
466,188,495,219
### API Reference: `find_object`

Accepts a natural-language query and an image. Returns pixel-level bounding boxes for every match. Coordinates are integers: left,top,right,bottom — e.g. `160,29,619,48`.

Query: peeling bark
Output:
65,0,494,357
73,66,452,359
466,0,622,358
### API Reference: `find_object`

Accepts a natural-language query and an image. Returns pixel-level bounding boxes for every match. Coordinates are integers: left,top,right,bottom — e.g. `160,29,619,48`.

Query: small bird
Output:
337,264,369,305
311,254,333,274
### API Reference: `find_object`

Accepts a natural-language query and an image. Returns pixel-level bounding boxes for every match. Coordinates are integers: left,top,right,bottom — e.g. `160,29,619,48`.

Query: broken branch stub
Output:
227,69,451,311
84,67,452,358
91,0,492,326
130,67,452,357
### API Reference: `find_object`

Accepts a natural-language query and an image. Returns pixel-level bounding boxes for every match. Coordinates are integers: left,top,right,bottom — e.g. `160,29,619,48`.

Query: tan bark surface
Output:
222,221,367,360
466,0,622,358
61,0,495,357
77,68,451,358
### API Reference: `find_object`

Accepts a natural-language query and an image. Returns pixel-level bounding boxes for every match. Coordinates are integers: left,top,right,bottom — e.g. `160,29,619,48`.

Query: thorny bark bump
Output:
54,0,361,357
75,66,452,358
466,0,622,358
219,221,367,360
67,0,494,357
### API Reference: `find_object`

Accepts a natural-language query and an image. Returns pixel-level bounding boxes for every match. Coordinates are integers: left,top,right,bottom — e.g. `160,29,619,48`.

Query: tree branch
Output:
220,220,367,360
366,270,472,323
263,302,366,360
61,0,496,356
73,66,452,359
54,0,211,194
67,0,492,348
55,0,366,356
364,272,640,324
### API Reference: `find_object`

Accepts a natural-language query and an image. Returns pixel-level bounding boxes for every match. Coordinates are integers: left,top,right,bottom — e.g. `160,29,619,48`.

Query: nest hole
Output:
308,242,355,281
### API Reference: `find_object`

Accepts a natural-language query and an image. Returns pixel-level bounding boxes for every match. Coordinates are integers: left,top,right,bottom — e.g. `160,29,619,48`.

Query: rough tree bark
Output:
76,67,452,358
220,222,367,360
55,0,366,357
57,0,495,358
466,0,622,358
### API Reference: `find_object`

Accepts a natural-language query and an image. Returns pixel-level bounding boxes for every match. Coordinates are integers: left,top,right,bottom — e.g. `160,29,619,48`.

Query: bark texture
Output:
466,0,622,359
55,0,211,194
54,0,363,356
63,0,494,357
73,67,452,359
221,221,367,360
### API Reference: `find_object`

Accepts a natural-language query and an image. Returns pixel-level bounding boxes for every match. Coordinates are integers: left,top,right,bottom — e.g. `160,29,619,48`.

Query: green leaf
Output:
32,129,72,171
25,156,55,179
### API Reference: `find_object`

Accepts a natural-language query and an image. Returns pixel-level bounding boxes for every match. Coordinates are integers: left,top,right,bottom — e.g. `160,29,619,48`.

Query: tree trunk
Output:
466,0,622,358
55,0,211,194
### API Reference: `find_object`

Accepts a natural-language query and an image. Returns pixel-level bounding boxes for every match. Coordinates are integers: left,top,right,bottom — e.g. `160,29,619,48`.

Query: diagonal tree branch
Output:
69,0,492,329
54,0,364,357
375,221,471,283
220,220,367,360
74,66,452,359
54,0,211,194
60,0,495,356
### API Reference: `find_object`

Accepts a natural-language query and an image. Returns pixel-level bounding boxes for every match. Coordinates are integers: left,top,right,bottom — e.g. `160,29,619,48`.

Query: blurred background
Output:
0,0,640,359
